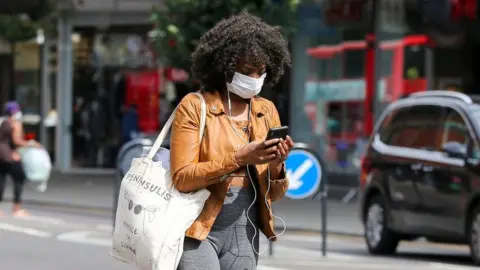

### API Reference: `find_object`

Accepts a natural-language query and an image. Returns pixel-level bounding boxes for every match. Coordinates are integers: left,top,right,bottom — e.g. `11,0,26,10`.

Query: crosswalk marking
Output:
258,266,289,270
56,231,111,246
428,262,477,270
14,214,65,225
0,222,52,238
0,212,478,270
96,224,113,231
260,258,476,270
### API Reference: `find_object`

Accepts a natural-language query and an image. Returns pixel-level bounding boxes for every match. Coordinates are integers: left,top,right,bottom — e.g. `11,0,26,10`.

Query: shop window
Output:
323,101,365,173
15,71,39,115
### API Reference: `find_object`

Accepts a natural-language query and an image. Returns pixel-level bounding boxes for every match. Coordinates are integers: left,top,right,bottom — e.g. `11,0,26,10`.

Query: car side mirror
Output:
442,141,467,159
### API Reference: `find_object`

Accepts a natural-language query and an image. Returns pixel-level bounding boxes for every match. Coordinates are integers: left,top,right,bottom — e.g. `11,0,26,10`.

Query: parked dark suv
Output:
360,91,480,263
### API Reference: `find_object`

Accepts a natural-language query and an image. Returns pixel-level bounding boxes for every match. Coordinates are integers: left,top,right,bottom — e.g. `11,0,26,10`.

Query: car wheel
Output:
469,205,480,265
364,195,399,254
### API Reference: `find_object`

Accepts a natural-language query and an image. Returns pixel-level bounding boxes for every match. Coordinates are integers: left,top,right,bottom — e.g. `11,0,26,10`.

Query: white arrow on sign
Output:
286,159,314,190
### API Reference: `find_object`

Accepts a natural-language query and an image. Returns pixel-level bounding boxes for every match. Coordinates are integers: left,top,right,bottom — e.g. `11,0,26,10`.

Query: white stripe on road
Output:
96,224,113,231
276,234,335,244
0,222,52,238
57,231,111,246
14,215,65,225
0,219,472,270
261,259,470,270
272,244,367,261
428,262,477,270
258,266,289,270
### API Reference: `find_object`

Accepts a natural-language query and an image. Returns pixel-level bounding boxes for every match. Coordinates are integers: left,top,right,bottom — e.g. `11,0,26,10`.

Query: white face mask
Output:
13,111,22,121
226,72,266,99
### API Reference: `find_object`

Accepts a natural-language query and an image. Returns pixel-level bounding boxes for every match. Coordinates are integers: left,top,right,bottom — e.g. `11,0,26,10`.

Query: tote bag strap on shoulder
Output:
146,91,206,160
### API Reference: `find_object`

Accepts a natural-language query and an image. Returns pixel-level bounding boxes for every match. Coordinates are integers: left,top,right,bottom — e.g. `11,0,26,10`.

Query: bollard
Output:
113,138,154,227
268,142,327,256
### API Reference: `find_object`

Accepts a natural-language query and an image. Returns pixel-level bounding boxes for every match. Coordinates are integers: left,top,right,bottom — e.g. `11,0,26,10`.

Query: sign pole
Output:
321,168,328,256
268,237,274,256
284,143,327,256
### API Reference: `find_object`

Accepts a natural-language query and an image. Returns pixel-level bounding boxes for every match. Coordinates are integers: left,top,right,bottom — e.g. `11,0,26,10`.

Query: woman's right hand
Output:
235,139,280,165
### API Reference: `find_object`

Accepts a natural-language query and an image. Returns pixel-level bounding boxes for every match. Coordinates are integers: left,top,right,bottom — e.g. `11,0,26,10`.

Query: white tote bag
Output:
110,93,210,270
18,146,52,192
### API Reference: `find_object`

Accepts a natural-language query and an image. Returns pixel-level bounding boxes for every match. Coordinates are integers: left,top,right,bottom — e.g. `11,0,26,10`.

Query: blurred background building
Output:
290,0,480,187
0,0,478,185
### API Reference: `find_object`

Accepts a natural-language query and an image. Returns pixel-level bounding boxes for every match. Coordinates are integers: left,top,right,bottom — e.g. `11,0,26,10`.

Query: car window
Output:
378,107,410,144
379,105,444,151
440,108,477,157
440,108,469,146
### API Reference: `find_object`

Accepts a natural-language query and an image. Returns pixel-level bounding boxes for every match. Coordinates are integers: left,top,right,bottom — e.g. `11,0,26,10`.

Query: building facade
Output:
9,0,161,170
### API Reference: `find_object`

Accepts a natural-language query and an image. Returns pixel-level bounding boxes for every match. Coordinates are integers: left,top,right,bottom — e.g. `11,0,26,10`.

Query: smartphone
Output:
265,126,289,142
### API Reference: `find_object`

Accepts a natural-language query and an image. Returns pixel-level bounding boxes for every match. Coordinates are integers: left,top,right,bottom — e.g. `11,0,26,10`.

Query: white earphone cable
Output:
246,165,287,255
226,90,287,255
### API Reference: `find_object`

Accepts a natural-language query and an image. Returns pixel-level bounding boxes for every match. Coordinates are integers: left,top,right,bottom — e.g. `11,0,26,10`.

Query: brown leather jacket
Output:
170,91,289,241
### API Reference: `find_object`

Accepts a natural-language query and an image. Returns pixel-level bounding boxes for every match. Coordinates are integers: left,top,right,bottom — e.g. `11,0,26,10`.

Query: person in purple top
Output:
0,101,41,217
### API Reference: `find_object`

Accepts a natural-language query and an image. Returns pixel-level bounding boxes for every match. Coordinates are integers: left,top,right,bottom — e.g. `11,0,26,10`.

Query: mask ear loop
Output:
225,71,233,118
227,89,232,118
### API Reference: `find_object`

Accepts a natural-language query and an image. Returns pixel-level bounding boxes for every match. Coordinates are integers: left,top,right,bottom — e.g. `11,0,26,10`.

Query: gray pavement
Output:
0,204,477,270
2,171,363,236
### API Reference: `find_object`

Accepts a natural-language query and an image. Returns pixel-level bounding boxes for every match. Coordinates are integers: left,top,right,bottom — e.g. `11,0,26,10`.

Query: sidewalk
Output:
3,171,363,236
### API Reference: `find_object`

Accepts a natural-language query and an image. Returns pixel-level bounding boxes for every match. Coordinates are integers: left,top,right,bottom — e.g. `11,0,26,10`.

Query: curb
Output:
328,230,363,238
21,199,112,215
19,199,365,237
275,226,363,238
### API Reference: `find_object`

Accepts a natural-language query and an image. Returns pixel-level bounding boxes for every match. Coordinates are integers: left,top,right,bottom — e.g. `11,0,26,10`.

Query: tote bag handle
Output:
146,92,206,160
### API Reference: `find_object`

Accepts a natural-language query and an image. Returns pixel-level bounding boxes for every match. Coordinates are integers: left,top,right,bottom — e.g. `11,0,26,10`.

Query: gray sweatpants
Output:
177,186,259,270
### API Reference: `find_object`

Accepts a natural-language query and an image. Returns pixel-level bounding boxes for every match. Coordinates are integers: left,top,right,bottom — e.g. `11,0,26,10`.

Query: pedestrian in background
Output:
121,104,139,145
0,101,41,217
171,11,294,270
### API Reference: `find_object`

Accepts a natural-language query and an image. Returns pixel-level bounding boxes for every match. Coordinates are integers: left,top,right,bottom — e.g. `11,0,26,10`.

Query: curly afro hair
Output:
191,11,291,92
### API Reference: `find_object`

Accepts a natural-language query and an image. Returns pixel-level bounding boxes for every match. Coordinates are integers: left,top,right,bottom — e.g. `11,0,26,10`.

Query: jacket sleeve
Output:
267,100,289,202
170,94,240,193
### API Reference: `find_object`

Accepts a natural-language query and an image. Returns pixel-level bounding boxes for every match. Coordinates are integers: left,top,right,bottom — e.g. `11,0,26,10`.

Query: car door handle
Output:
411,163,422,171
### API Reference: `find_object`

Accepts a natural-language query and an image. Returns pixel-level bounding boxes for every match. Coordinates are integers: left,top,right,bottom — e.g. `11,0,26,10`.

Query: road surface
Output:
0,203,477,270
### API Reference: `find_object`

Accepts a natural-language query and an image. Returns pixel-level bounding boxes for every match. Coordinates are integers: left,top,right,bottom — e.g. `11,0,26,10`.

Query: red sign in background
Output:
125,71,160,133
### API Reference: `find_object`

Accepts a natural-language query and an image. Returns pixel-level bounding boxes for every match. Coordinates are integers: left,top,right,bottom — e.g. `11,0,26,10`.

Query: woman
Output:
0,101,40,217
171,12,294,270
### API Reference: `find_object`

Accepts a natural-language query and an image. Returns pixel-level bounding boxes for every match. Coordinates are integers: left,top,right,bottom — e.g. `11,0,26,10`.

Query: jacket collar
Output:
202,90,268,117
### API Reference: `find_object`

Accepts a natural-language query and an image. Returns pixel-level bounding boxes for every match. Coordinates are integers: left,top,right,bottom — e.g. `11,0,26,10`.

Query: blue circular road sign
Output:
285,149,322,199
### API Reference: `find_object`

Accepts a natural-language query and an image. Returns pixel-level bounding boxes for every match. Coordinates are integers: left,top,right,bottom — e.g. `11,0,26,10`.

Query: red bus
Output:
306,34,429,141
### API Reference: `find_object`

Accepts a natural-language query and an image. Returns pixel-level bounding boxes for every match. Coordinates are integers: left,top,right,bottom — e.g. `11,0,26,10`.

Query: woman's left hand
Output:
269,135,294,168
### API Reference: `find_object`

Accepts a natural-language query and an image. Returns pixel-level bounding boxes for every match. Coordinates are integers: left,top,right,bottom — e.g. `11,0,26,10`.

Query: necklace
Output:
226,91,251,148
227,112,251,147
